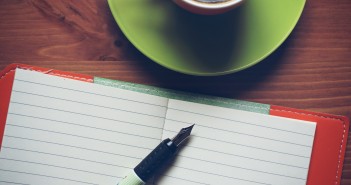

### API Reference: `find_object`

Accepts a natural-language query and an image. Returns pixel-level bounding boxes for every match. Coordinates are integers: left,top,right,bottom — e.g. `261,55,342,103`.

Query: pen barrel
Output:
134,138,177,182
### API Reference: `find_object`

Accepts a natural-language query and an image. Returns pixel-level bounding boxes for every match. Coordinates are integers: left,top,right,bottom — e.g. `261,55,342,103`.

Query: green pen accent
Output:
118,171,145,185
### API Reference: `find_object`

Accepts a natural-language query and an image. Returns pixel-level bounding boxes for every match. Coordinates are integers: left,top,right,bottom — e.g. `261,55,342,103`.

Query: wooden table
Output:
0,0,350,184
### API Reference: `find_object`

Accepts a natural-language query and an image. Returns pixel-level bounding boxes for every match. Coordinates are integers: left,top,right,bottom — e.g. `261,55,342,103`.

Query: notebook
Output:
0,64,349,185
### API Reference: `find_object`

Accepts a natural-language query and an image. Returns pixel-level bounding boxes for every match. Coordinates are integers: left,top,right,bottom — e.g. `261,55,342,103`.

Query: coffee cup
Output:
173,0,245,15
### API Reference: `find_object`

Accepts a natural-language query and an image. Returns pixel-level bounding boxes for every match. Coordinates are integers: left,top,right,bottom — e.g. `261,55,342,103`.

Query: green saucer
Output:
108,0,305,76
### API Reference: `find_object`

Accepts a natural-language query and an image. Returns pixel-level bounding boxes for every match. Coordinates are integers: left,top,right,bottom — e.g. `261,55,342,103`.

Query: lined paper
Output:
158,99,316,185
0,69,168,185
0,69,316,185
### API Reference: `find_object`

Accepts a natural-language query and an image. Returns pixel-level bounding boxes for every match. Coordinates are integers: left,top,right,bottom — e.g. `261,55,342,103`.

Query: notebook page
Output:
159,99,316,185
0,69,168,185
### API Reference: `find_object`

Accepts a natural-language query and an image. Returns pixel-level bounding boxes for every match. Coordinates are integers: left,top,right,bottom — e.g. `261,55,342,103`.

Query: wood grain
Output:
0,0,350,184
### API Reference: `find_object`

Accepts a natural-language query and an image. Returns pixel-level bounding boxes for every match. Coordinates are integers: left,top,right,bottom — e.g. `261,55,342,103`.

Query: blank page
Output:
0,69,168,185
158,99,316,185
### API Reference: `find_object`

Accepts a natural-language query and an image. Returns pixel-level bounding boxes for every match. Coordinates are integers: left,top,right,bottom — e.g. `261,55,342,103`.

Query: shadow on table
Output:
129,38,290,100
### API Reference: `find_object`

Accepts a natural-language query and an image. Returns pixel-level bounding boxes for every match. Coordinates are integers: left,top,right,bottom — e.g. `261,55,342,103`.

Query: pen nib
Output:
172,124,195,147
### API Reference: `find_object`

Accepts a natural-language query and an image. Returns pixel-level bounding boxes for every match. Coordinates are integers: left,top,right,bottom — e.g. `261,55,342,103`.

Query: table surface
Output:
0,0,350,184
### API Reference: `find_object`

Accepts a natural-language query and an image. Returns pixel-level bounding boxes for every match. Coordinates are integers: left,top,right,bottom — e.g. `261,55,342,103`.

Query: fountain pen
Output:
117,124,194,185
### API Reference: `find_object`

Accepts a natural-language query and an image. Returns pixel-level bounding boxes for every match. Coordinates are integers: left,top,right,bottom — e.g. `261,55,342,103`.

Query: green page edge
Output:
94,77,270,114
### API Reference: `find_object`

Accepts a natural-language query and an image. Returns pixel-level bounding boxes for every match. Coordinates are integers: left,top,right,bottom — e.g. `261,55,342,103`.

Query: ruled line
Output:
0,169,97,185
4,135,143,160
0,158,118,178
173,156,306,180
10,102,163,130
161,175,210,185
168,165,273,185
167,107,313,136
164,129,310,158
12,90,166,119
6,124,154,151
178,152,306,169
1,146,132,170
8,113,160,140
14,79,166,108
0,181,29,185
165,119,312,147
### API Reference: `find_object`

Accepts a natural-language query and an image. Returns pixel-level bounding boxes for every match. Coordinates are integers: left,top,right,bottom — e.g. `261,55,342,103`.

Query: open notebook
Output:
0,65,348,185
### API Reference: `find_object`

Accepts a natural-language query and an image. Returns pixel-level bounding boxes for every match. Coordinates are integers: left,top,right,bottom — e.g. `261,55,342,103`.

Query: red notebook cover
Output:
0,64,349,185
